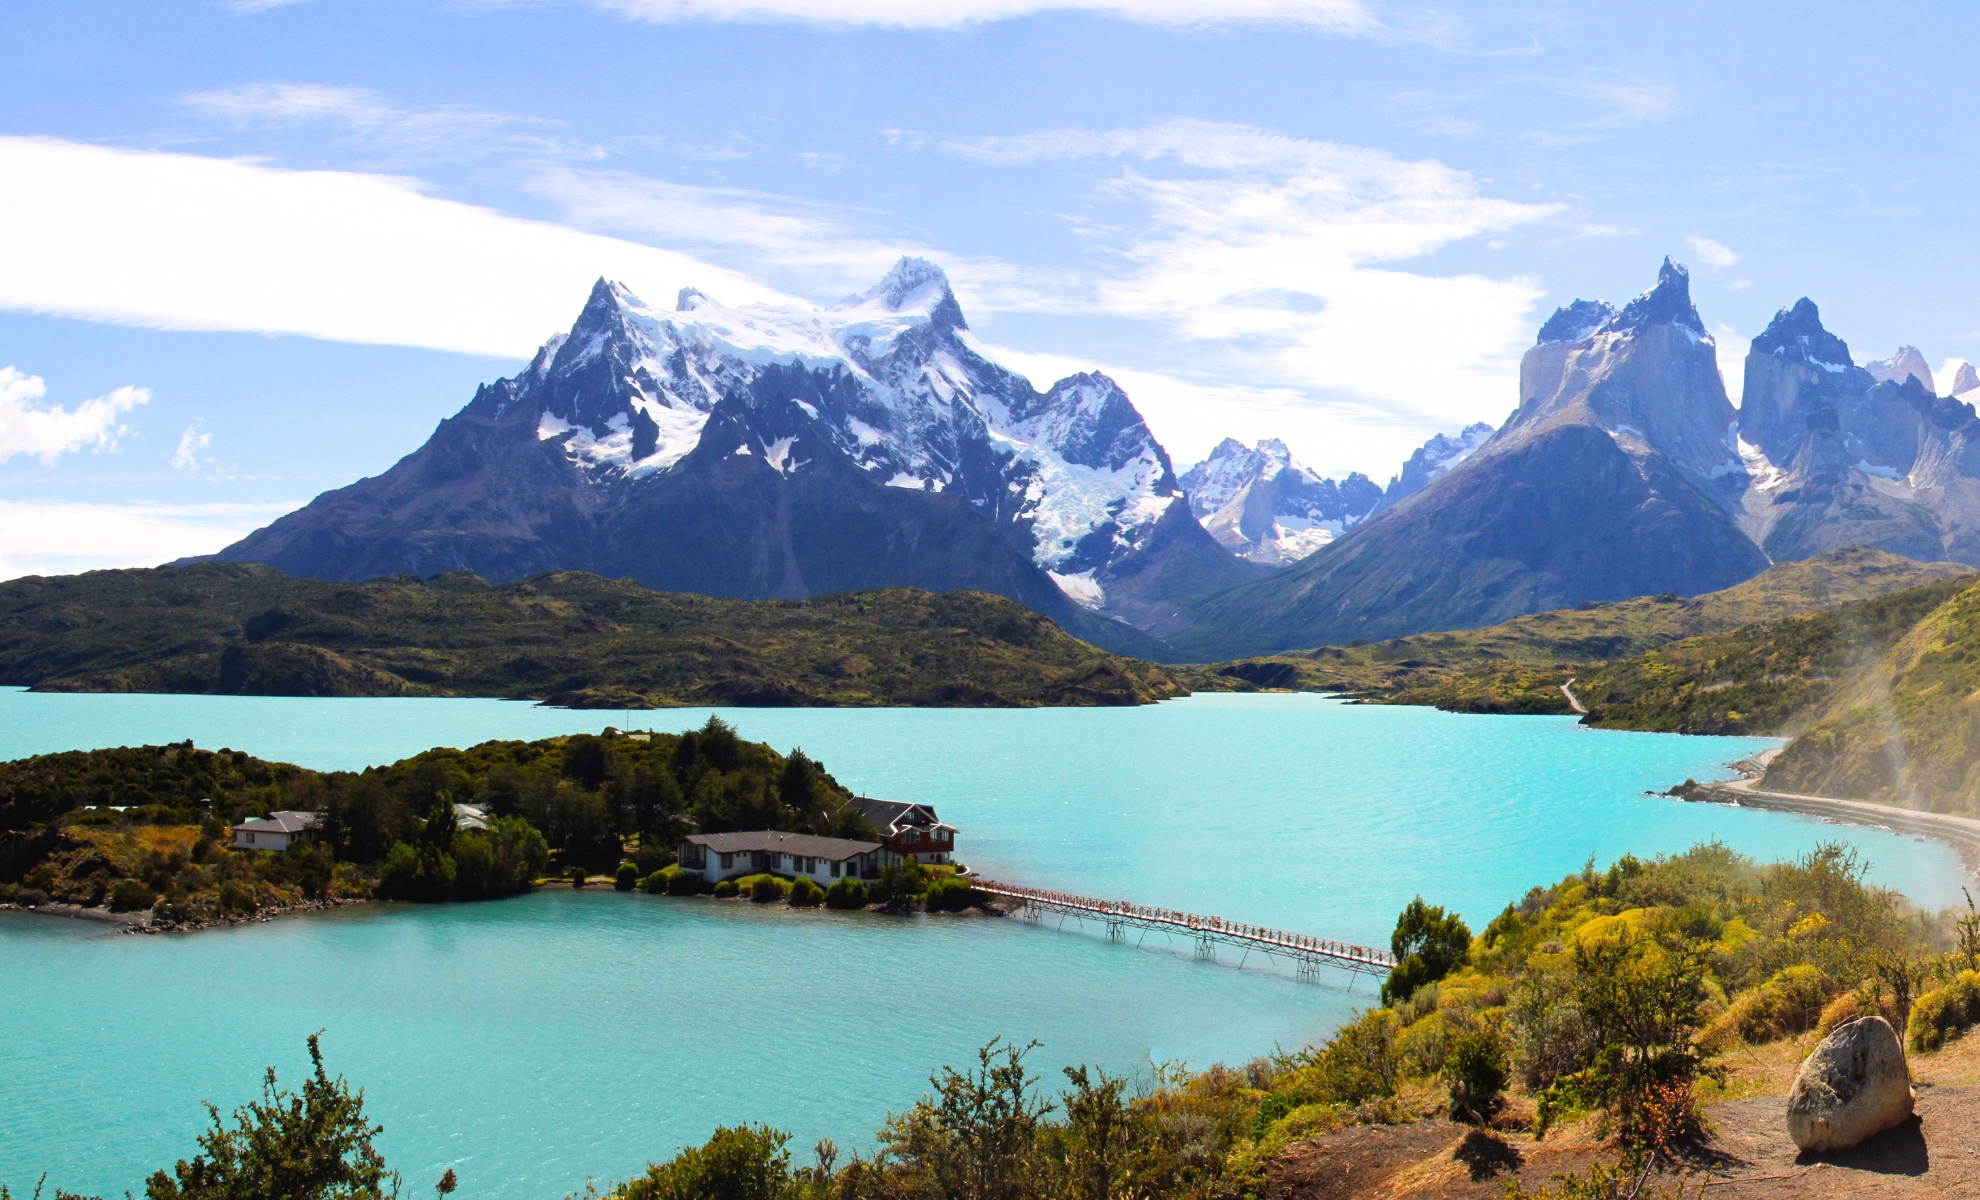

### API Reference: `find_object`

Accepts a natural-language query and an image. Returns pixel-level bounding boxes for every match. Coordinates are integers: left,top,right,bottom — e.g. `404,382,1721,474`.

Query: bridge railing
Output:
971,879,1395,969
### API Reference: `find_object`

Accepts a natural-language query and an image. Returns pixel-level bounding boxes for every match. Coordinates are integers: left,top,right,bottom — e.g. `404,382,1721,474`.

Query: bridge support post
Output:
1296,957,1320,983
1107,920,1125,943
1195,934,1216,961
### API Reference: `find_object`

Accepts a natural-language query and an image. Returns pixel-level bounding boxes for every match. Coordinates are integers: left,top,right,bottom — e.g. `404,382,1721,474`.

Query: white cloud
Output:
594,0,1375,30
1712,323,1746,405
0,136,799,358
1560,77,1678,127
0,366,148,466
180,83,564,158
1685,234,1742,270
941,119,1560,469
171,421,212,471
0,501,293,581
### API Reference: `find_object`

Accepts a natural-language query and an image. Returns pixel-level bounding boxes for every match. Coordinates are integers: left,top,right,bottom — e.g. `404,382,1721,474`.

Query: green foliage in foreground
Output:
0,562,1187,708
145,1033,399,1200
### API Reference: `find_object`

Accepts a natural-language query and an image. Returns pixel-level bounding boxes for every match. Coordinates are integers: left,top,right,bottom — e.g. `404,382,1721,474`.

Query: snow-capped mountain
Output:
1179,439,1382,566
1374,422,1495,511
211,259,1246,649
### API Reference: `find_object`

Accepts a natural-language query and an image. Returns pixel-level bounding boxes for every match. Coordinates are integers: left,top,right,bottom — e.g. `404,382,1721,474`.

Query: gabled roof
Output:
684,831,879,860
234,811,323,835
845,796,955,836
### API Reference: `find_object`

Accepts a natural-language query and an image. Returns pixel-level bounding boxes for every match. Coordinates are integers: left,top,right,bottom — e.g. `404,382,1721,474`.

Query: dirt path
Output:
1270,1034,1980,1199
1560,678,1588,715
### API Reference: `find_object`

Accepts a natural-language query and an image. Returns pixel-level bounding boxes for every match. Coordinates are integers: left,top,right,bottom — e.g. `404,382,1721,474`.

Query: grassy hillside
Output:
1764,577,1980,811
1572,575,1976,734
1198,547,1972,714
0,564,1188,707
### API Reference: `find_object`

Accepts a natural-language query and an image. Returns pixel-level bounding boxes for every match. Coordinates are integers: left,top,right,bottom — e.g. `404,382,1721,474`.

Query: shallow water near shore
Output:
1,689,1968,1196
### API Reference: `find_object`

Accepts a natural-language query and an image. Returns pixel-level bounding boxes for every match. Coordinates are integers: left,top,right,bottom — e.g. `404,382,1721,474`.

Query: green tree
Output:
614,1125,791,1200
1382,897,1472,1005
562,735,614,792
144,1034,399,1200
777,750,819,813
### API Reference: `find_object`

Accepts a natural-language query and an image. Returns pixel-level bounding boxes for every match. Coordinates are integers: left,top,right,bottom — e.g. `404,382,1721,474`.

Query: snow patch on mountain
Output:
1179,438,1381,566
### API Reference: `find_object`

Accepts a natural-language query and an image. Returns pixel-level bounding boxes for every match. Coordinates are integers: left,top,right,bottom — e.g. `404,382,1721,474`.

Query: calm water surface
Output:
1,689,1967,1196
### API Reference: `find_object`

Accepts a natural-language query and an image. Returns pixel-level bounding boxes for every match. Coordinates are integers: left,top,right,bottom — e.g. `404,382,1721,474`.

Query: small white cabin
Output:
678,831,882,885
232,811,324,852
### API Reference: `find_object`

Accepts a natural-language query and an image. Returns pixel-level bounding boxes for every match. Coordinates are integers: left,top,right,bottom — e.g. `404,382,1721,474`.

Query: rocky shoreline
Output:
0,894,369,934
1671,750,1980,881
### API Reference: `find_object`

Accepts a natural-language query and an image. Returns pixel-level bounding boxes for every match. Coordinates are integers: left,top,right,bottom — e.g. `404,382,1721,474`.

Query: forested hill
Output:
0,564,1188,708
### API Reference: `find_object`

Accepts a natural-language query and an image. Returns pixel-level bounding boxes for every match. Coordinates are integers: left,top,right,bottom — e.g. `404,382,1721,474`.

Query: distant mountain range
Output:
200,254,1980,663
1175,424,1489,566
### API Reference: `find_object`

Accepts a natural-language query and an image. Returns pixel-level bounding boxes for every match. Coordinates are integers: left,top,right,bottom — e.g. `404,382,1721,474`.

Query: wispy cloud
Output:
937,118,1561,463
171,420,212,471
592,0,1377,31
1685,234,1742,270
180,82,575,160
0,500,294,581
0,136,797,357
0,366,148,466
1560,75,1678,128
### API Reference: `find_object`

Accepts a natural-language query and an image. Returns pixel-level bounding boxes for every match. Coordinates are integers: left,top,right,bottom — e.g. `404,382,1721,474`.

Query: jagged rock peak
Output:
1752,297,1853,370
1942,358,1980,397
1537,299,1617,345
1866,346,1936,393
676,286,707,312
1601,256,1704,337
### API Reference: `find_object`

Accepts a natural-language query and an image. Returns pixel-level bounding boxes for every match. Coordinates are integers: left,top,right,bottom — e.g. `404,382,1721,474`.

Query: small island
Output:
0,718,984,929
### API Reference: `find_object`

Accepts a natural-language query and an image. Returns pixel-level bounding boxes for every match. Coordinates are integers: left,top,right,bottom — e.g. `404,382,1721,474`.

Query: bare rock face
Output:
1786,1016,1914,1152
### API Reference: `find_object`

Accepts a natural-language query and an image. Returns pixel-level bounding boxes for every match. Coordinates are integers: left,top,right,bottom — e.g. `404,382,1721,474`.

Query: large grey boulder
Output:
1786,1016,1914,1152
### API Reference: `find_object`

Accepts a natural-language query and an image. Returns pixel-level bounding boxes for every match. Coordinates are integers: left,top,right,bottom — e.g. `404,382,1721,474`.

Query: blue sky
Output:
4,0,1979,576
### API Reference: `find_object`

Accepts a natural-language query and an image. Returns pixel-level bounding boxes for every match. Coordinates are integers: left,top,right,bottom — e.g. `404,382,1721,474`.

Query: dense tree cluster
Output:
1,718,876,912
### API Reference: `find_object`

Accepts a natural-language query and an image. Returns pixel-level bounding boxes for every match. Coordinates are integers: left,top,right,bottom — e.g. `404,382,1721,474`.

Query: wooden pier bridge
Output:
971,880,1395,983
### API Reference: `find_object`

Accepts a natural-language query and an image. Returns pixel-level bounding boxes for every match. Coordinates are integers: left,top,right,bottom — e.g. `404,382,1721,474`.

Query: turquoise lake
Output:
1,688,1969,1197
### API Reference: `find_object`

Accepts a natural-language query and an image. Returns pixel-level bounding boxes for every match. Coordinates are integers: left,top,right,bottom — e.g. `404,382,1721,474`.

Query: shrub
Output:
713,880,738,898
109,878,156,913
615,863,639,892
1701,964,1836,1049
1443,1026,1509,1123
569,865,588,889
749,876,782,904
924,876,976,912
788,877,822,907
615,1124,791,1200
824,878,868,910
1908,971,1980,1052
633,839,675,877
14,887,47,907
644,869,671,895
